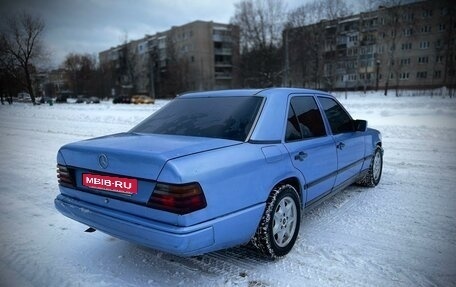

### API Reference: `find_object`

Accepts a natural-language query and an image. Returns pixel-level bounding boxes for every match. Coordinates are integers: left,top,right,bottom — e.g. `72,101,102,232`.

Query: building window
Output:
419,41,430,49
440,8,447,16
436,55,444,63
399,72,409,80
418,56,429,63
438,24,446,31
435,39,443,49
347,48,359,56
403,28,413,36
416,71,427,79
402,13,414,21
346,61,356,69
422,9,432,18
401,42,412,50
400,58,411,65
420,25,431,33
434,70,442,78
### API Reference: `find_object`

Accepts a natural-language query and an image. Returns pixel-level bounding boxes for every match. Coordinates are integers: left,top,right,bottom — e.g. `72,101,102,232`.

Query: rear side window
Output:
131,96,263,141
285,96,326,142
318,97,354,134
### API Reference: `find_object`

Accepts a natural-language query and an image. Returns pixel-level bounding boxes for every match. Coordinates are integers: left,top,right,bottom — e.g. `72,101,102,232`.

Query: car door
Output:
317,96,366,188
283,95,338,204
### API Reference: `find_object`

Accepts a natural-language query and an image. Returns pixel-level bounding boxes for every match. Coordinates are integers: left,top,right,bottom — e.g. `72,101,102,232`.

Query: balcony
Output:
215,72,232,79
214,48,232,55
213,34,232,42
214,61,232,67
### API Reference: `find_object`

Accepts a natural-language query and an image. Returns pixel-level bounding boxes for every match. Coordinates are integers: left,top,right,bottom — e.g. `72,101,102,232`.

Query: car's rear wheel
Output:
251,184,301,259
358,146,383,187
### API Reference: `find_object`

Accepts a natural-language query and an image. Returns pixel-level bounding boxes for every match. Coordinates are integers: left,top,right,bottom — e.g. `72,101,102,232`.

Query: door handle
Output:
337,142,345,150
294,151,307,161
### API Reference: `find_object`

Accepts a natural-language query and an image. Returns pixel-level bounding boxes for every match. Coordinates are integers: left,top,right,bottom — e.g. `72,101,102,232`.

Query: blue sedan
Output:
55,88,383,258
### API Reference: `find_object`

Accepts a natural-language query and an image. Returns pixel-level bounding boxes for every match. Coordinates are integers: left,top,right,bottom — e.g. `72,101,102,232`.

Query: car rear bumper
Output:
54,194,264,256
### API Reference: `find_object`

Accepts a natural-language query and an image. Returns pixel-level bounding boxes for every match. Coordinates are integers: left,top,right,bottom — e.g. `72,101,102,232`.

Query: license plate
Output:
82,173,138,195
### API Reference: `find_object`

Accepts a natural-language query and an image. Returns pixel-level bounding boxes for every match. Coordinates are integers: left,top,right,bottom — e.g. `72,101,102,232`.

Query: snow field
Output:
0,92,455,286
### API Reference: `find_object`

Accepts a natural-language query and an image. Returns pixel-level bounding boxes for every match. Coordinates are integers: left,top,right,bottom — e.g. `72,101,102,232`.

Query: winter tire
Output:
358,146,383,187
251,184,301,259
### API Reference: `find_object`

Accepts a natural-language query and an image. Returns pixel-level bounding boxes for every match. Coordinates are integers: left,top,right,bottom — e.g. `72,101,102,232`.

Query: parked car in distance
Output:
55,96,67,103
75,95,85,104
16,92,31,102
55,88,383,259
39,97,53,105
113,95,131,104
85,96,100,104
131,95,154,104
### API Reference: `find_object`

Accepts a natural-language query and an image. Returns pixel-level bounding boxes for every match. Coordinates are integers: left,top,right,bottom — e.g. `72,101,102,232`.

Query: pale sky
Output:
0,0,360,68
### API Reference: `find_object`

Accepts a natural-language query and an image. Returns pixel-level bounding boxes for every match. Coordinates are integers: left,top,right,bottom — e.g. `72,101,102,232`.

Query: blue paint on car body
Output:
55,88,383,257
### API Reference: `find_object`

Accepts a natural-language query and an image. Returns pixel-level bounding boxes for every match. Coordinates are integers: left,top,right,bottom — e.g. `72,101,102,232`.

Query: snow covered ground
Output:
0,91,455,287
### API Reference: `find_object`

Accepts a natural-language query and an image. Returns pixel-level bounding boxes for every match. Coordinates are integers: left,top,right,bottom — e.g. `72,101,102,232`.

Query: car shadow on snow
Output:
76,185,372,286
106,185,371,279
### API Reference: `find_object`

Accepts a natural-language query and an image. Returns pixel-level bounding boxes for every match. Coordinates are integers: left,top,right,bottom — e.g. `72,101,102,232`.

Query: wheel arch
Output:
273,177,304,208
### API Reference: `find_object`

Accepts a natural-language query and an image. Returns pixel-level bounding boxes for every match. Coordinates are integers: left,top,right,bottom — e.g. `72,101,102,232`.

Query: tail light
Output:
148,183,207,214
57,164,75,187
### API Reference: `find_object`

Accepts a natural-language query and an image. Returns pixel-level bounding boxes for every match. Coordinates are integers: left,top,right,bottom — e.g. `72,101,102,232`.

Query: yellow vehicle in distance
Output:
131,95,155,104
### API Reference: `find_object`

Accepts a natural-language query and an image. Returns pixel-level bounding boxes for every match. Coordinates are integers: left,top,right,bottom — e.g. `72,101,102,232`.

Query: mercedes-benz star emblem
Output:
98,154,109,169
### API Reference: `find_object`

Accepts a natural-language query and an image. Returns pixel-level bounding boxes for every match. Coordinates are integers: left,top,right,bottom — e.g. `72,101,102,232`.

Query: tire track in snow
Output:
157,246,275,285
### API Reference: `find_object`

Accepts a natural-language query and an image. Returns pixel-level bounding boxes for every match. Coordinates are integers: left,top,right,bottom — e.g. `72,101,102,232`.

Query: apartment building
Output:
285,0,455,91
99,21,239,98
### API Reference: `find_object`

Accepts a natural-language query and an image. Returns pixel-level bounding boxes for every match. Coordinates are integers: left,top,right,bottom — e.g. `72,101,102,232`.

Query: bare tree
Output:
440,1,456,97
0,12,46,103
231,0,286,87
285,0,352,89
120,34,139,94
62,53,97,96
321,0,353,21
372,0,418,96
98,61,116,99
158,36,191,97
232,0,286,50
0,35,17,104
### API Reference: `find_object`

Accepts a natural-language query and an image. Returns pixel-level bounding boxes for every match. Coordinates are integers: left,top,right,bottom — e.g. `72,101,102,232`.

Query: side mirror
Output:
355,119,367,132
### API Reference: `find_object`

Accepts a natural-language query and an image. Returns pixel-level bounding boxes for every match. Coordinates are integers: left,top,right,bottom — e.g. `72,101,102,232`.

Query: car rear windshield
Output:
131,96,264,141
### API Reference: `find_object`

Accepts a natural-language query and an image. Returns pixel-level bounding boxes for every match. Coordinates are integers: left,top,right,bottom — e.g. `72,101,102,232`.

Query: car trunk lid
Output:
58,133,240,206
59,132,240,180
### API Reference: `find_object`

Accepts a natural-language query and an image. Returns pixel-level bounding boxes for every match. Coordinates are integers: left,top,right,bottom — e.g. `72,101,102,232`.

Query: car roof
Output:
179,88,331,98
179,89,262,98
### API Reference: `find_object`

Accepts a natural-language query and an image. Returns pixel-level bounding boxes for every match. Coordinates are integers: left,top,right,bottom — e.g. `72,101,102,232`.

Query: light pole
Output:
148,50,155,100
283,28,289,87
376,60,380,91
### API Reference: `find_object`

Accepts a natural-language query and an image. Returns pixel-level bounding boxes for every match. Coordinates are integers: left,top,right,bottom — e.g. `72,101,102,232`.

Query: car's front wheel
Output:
251,184,301,259
358,146,383,187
